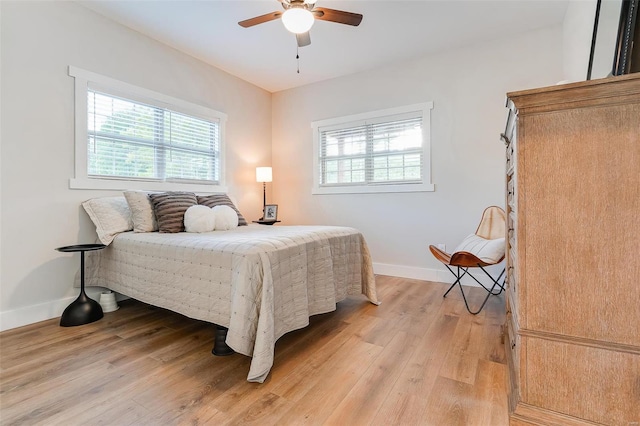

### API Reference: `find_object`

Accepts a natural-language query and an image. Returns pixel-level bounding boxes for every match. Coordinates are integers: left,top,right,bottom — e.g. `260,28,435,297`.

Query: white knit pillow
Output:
454,234,505,263
212,205,239,230
184,205,216,233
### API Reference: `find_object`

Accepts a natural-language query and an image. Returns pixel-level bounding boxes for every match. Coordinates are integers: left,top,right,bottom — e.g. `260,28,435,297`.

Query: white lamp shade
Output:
281,8,315,34
256,167,273,183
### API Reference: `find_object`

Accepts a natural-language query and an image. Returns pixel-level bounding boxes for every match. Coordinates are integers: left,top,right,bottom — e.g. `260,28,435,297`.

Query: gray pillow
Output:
149,192,197,233
197,194,247,226
124,190,159,232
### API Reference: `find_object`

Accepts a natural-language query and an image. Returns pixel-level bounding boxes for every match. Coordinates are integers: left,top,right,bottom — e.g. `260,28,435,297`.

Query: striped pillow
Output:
149,192,197,233
197,194,247,226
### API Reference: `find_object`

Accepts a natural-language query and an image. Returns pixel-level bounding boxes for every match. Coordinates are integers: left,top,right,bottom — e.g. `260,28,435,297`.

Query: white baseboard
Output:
372,262,504,289
0,288,108,332
0,296,75,332
1,264,504,332
373,262,447,282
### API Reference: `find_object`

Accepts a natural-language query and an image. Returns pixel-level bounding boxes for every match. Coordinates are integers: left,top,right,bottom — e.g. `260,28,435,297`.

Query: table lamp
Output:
256,167,272,220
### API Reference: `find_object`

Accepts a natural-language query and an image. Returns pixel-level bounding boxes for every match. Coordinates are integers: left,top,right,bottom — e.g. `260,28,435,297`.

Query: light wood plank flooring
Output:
0,275,508,425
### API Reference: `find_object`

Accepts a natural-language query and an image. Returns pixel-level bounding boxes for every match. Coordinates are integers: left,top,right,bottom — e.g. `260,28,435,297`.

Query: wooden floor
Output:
0,276,508,425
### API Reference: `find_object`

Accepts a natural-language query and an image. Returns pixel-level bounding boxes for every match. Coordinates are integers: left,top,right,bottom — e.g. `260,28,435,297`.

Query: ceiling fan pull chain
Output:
296,46,300,74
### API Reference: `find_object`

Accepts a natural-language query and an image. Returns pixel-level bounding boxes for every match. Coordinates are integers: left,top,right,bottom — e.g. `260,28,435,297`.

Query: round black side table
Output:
56,244,106,327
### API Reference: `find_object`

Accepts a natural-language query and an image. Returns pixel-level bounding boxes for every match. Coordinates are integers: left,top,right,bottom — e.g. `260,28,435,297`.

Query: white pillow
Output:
212,205,239,230
454,234,505,263
123,190,158,232
82,196,133,245
184,205,216,233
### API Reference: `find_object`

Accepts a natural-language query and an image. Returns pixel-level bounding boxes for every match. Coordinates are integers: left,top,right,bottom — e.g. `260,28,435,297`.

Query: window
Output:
312,103,434,194
69,66,227,191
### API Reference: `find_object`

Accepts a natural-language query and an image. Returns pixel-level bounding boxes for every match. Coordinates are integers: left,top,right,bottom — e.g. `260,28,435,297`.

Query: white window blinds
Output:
87,89,220,184
318,112,423,187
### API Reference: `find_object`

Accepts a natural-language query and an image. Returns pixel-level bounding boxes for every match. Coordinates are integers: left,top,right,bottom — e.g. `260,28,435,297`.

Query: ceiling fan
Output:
238,0,363,47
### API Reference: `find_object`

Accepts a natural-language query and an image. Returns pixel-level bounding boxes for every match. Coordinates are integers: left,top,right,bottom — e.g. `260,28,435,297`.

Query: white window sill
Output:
70,178,228,193
312,183,435,195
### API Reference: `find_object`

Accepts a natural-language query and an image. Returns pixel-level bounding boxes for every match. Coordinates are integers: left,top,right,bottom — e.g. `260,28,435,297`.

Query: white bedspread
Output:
84,225,379,382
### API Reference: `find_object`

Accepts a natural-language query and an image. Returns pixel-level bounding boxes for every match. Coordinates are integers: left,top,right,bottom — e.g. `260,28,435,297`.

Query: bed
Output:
82,223,379,383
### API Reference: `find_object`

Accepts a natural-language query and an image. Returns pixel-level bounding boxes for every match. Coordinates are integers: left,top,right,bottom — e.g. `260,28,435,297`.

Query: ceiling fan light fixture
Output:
282,8,314,34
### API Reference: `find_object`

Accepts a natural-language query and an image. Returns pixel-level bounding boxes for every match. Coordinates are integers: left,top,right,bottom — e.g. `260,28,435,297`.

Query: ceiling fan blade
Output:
296,32,311,47
313,7,363,26
238,11,283,28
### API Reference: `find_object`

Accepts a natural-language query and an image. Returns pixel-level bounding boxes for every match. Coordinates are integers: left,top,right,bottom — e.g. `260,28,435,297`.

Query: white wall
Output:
563,0,598,82
0,4,3,325
272,26,564,282
0,1,569,331
0,1,272,330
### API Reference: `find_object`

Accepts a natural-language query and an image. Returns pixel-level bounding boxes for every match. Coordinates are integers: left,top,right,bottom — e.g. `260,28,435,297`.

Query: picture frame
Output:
264,204,278,221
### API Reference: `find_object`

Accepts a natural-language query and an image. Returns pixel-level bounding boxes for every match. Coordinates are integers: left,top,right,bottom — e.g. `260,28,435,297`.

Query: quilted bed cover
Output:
84,224,379,382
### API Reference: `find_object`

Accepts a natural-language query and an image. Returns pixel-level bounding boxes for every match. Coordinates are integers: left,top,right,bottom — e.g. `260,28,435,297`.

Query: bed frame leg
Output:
212,325,234,356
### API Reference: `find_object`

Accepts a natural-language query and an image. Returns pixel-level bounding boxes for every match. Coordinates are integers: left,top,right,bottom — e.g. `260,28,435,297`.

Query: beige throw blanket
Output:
84,225,379,382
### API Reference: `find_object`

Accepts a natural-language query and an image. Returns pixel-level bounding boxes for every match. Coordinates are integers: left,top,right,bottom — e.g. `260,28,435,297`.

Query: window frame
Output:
311,102,434,194
69,66,228,192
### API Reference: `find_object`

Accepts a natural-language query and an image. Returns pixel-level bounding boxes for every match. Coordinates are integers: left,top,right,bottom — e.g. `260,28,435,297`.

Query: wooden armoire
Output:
502,74,640,425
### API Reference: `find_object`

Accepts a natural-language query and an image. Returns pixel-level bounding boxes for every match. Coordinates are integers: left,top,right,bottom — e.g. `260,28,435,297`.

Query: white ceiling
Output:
79,0,569,93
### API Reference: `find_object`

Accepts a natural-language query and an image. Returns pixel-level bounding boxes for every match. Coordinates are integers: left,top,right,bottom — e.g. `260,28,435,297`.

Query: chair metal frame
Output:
441,263,505,314
429,206,507,315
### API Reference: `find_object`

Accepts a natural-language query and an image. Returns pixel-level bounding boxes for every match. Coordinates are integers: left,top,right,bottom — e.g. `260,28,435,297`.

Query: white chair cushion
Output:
454,234,505,264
